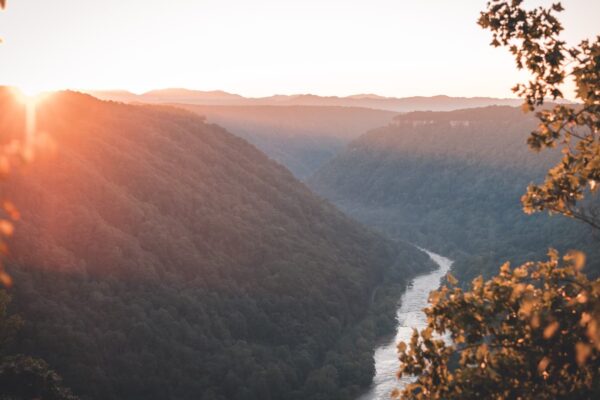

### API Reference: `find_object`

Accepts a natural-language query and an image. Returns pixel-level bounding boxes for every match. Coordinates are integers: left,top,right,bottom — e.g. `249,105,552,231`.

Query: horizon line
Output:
76,87,524,101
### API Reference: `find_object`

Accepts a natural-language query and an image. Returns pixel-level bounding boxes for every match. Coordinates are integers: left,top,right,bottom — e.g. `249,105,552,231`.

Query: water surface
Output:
359,250,453,399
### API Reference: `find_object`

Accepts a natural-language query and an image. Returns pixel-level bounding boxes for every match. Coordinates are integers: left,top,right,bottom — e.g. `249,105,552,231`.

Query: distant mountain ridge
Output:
84,88,523,112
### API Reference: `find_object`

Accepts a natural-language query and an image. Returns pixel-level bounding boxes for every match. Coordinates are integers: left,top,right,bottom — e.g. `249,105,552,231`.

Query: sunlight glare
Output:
12,86,48,104
10,87,48,148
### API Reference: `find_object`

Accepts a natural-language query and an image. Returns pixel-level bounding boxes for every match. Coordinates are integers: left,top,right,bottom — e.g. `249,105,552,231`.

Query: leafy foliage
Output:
0,355,79,400
395,251,600,399
479,0,600,229
392,2,600,398
0,7,76,398
0,1,23,287
0,291,77,400
0,290,21,356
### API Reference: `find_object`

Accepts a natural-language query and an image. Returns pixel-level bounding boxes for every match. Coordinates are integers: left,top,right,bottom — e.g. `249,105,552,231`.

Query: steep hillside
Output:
309,106,600,283
172,104,396,178
0,89,433,400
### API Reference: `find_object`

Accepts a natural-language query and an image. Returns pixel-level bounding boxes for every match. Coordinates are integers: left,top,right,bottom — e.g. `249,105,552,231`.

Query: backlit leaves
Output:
543,320,559,339
0,155,23,287
392,5,600,397
480,1,600,231
395,251,600,399
0,191,20,287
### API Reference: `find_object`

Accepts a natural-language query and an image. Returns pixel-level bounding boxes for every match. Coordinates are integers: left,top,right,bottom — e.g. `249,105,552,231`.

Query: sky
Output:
0,0,598,98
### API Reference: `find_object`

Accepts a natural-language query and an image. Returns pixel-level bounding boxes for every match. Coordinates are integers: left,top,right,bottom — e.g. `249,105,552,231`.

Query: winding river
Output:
359,250,453,399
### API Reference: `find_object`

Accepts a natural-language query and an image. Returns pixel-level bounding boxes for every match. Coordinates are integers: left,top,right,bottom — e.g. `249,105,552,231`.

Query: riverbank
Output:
319,244,437,399
358,250,453,399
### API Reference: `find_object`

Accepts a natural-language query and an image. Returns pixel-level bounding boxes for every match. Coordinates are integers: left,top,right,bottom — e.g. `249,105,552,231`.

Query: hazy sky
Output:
0,0,598,98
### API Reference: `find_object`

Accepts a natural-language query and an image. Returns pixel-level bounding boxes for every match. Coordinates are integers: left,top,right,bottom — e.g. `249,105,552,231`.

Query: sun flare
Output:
11,86,49,106
10,87,50,146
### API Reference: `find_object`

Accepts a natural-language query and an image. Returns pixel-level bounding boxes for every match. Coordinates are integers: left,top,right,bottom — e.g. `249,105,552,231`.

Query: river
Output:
359,250,453,399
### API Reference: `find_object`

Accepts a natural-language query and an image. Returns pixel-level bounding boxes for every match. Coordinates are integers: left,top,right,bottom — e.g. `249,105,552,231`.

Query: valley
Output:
2,1,599,399
56,92,597,398
1,92,597,400
0,88,435,400
170,104,396,179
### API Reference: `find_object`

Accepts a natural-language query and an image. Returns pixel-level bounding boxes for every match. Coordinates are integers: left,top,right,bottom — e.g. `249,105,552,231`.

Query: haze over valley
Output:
1,1,599,399
84,90,525,179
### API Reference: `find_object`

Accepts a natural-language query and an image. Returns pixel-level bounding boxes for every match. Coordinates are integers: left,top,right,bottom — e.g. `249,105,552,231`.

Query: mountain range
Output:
84,88,523,112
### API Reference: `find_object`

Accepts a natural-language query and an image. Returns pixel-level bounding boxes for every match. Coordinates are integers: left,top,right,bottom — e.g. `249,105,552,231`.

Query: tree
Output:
0,0,37,288
0,2,77,397
0,290,21,356
0,356,79,400
395,1,600,398
395,251,600,399
0,291,78,400
0,0,17,288
479,0,600,229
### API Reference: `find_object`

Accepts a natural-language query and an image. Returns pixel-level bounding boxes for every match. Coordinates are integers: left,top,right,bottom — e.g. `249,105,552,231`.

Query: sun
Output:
11,86,50,107
19,84,42,98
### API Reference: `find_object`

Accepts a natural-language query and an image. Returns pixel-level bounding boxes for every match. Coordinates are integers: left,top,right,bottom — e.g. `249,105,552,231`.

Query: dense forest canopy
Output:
0,88,434,400
309,106,600,283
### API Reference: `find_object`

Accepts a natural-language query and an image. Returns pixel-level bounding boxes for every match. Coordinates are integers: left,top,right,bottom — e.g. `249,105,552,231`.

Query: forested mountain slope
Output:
0,89,433,400
171,104,396,178
309,106,600,283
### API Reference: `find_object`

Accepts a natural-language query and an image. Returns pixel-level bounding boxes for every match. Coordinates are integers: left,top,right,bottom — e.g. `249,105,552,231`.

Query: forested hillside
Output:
0,88,433,400
310,106,600,283
171,104,396,178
